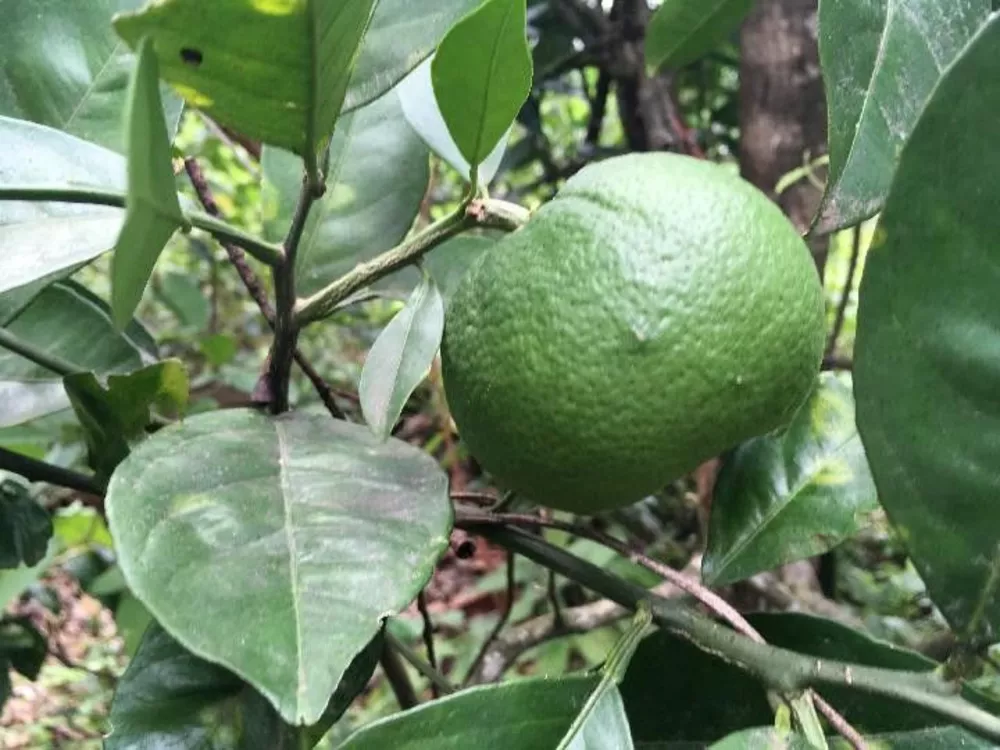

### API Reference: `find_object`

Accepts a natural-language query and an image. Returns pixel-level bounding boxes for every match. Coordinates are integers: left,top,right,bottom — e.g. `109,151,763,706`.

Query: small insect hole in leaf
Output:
180,48,203,66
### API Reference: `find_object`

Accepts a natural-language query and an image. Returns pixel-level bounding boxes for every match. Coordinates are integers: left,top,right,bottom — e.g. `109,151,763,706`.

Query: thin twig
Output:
548,570,565,629
0,448,105,496
826,225,863,358
383,630,456,696
416,591,439,698
379,641,420,709
0,328,80,377
813,692,869,750
464,553,517,686
183,158,345,419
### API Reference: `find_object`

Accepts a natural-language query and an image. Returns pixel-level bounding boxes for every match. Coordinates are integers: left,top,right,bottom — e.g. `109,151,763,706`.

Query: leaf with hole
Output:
398,56,511,186
110,37,186,329
814,0,989,233
431,0,532,180
645,0,754,71
703,372,879,587
360,272,444,441
854,15,1000,643
0,117,125,296
0,0,183,152
105,408,452,725
0,282,156,428
0,480,52,569
113,0,379,177
261,88,429,296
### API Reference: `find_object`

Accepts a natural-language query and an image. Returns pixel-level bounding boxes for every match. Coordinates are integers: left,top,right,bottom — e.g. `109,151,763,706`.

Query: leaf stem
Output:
0,447,106,496
0,185,284,267
294,197,529,326
468,524,1000,743
379,639,420,709
384,630,456,696
0,328,80,377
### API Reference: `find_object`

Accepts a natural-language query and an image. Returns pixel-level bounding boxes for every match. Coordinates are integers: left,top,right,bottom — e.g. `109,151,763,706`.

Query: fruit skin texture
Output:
441,153,825,514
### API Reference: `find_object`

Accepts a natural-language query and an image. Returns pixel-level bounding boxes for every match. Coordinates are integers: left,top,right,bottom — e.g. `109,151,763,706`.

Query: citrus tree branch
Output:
0,327,80,377
0,185,284,267
182,158,345,419
0,447,105,496
294,198,530,327
466,523,1000,743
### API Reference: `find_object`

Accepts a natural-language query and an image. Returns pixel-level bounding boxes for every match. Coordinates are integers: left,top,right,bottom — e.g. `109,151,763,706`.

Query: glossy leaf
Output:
339,675,602,749
106,622,382,749
0,0,182,152
105,408,452,725
113,0,378,169
831,727,999,749
0,117,124,295
0,282,155,428
360,273,445,441
814,0,989,233
645,0,754,71
398,56,511,185
343,0,481,112
156,271,210,331
709,728,812,749
65,359,189,479
262,89,429,296
703,373,879,587
0,480,52,569
432,0,532,179
853,15,1000,642
110,38,186,328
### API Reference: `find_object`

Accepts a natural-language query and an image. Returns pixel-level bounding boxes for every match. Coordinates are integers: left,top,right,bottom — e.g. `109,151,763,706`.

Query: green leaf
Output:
155,271,210,331
853,15,1000,642
830,727,1000,749
64,359,189,479
262,88,429,296
813,0,989,233
709,728,812,749
344,0,481,112
0,282,155,428
398,56,510,185
105,408,452,725
0,0,183,153
111,37,186,329
113,0,379,176
0,117,125,296
0,618,47,681
114,594,154,658
339,675,603,749
360,273,445,441
0,480,52,569
106,622,383,749
703,372,879,587
52,504,114,550
645,0,754,71
431,0,532,179
0,539,56,611
423,234,497,304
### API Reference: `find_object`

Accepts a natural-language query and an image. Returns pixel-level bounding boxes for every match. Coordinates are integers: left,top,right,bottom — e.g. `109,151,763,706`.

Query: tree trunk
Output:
739,0,828,274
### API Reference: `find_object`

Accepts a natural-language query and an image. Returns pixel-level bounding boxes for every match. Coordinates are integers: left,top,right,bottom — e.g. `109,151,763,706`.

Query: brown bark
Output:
739,0,828,273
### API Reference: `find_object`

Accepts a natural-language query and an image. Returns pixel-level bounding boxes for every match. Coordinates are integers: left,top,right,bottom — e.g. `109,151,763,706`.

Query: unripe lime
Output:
441,153,825,514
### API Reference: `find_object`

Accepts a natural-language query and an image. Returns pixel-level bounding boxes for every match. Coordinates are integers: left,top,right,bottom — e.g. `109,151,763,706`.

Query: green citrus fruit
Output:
441,153,825,514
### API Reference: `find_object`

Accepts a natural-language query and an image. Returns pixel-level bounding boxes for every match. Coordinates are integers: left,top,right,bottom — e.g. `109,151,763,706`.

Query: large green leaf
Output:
0,480,52,569
0,282,155,428
262,89,429,296
339,675,604,749
105,408,452,725
343,0,481,113
106,622,382,749
645,0,754,71
111,37,186,328
813,0,989,233
831,727,999,749
113,0,378,174
853,15,1000,642
703,373,879,587
431,0,532,179
360,273,445,441
0,117,124,295
0,0,182,152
